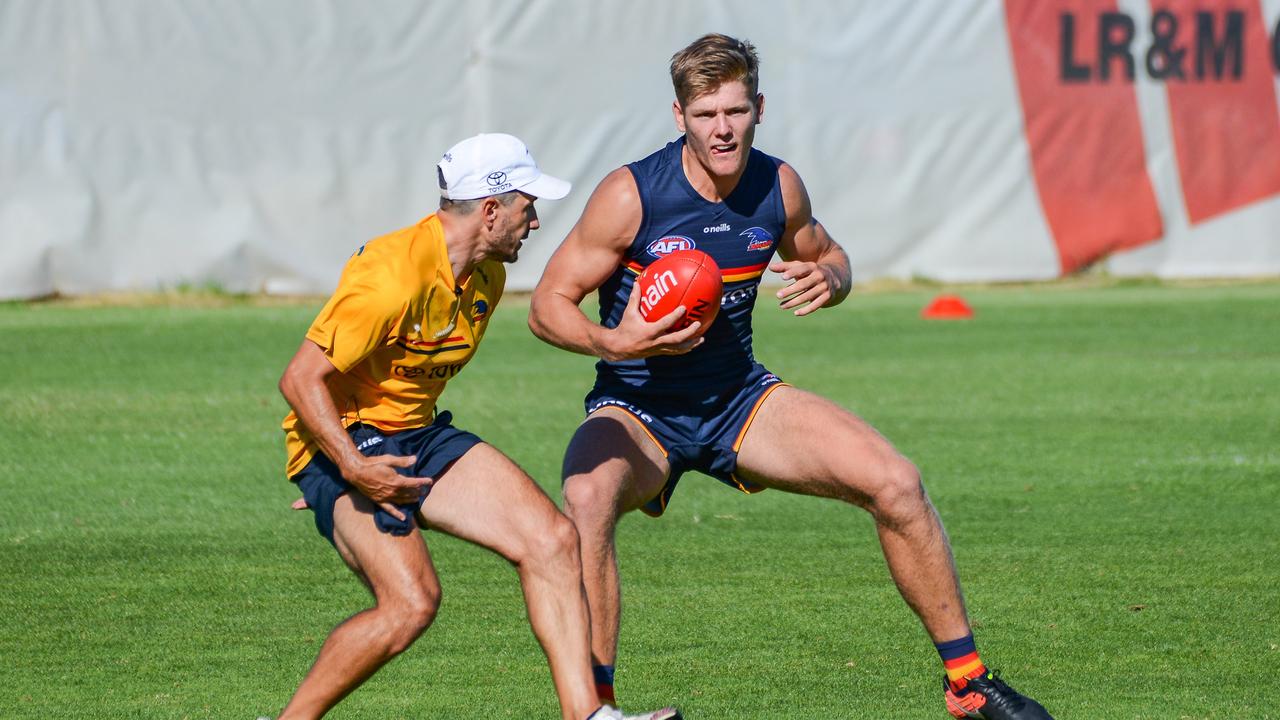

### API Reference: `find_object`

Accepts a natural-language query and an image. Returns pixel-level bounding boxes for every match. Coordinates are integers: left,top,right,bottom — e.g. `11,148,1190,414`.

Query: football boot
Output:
944,670,1054,719
588,705,683,720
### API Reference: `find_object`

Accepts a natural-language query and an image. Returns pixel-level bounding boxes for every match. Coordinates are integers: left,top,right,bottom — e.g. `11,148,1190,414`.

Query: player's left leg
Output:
418,442,679,720
735,386,969,641
417,442,596,720
734,386,1053,719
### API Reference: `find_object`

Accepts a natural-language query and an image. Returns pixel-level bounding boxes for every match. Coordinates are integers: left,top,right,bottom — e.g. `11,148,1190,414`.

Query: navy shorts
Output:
290,411,482,545
584,364,786,516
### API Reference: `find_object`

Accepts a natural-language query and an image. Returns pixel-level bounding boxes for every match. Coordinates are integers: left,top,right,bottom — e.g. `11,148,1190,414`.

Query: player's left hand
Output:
770,260,835,316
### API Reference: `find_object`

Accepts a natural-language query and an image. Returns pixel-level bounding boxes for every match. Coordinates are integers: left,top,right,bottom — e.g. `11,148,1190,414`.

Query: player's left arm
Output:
771,162,852,316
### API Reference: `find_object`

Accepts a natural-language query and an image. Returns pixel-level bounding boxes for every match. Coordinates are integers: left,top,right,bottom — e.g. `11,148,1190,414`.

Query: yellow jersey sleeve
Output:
305,266,407,374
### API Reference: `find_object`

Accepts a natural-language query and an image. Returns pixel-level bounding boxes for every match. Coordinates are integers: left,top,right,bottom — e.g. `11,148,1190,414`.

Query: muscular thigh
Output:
563,407,670,514
332,491,437,599
418,443,565,562
734,386,910,506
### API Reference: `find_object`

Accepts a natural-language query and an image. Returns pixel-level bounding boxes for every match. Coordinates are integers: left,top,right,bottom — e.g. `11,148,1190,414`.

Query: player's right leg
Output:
560,406,671,702
277,491,441,720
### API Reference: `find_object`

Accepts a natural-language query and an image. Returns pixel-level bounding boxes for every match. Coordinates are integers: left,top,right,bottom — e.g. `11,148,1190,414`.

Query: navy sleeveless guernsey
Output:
594,137,785,396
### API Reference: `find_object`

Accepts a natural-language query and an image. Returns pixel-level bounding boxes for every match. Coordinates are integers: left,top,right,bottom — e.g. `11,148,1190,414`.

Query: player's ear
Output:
672,100,686,133
754,93,765,124
481,196,501,228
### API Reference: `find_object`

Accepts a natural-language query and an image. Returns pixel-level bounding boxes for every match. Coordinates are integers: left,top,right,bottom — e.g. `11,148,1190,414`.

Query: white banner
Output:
2,0,1278,300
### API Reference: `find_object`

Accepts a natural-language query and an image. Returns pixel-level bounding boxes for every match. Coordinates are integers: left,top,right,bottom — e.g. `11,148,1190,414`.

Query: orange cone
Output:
921,294,974,320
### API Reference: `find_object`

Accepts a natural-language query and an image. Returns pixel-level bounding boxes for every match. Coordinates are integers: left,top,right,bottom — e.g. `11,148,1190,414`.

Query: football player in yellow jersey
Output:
267,134,680,720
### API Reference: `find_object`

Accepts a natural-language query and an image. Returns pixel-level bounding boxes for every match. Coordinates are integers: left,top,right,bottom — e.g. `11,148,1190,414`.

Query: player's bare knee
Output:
562,474,617,522
869,458,926,526
500,511,582,572
530,513,582,569
382,586,440,652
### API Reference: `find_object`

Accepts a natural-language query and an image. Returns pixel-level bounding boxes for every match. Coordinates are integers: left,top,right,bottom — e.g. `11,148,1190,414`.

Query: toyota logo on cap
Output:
436,133,570,200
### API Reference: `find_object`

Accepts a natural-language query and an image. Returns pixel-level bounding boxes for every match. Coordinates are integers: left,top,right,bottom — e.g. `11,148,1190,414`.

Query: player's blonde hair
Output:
669,33,760,107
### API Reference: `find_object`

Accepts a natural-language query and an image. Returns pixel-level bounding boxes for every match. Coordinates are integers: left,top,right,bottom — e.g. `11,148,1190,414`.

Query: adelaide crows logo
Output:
741,227,773,252
472,299,489,321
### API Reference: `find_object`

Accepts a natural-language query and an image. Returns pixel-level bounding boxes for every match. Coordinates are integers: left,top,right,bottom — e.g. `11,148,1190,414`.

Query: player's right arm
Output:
279,325,431,522
529,168,703,361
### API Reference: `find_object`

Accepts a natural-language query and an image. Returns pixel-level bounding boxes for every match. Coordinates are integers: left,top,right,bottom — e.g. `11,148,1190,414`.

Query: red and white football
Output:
636,249,722,336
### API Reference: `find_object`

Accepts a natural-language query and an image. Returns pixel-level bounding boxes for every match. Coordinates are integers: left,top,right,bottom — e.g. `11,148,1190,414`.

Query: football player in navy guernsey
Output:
529,33,1055,720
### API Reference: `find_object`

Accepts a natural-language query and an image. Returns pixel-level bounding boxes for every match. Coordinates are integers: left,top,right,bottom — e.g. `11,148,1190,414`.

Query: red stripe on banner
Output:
1160,0,1280,224
1004,0,1164,274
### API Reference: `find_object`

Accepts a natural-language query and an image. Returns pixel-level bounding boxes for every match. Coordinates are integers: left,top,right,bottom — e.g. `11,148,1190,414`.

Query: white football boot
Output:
588,705,683,720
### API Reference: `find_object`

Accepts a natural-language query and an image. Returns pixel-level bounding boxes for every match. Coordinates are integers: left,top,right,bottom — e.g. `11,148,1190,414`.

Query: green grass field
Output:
2,282,1277,719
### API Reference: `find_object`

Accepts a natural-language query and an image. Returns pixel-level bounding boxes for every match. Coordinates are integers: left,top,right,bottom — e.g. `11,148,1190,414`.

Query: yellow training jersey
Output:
282,213,505,477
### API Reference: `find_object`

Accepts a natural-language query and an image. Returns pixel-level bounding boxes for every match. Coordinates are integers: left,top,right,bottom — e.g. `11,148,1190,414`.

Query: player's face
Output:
490,192,539,263
674,80,763,179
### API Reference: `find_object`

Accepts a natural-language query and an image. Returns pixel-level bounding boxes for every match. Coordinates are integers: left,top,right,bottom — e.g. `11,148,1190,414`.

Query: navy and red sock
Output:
593,664,616,705
935,634,987,690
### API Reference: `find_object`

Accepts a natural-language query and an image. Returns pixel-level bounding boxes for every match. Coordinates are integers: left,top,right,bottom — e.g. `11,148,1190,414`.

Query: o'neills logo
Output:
639,270,679,317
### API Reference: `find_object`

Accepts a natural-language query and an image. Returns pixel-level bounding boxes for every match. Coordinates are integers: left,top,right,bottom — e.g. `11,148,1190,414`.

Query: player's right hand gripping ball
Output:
637,249,722,337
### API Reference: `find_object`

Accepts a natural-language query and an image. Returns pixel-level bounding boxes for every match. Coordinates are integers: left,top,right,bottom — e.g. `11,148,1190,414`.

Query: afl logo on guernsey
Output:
646,235,695,257
741,227,773,252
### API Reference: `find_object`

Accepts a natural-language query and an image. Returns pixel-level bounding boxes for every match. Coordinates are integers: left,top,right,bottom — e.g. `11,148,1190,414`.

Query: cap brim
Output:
520,173,571,200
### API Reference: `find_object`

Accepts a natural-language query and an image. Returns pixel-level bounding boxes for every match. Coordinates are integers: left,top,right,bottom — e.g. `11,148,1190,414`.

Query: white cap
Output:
437,133,571,201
